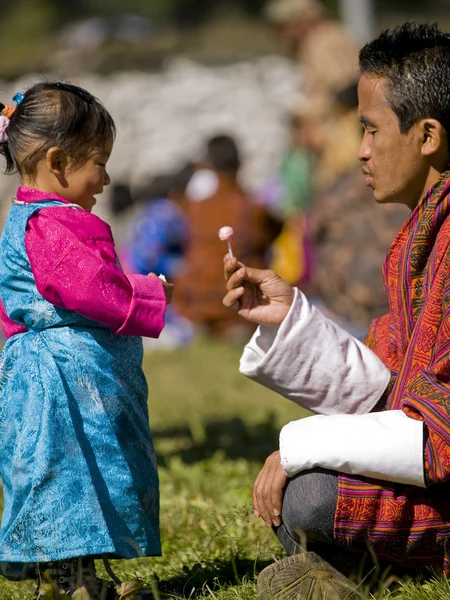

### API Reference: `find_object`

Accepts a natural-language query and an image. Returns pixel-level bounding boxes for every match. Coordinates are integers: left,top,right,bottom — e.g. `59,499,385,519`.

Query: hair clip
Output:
12,93,24,105
1,105,16,119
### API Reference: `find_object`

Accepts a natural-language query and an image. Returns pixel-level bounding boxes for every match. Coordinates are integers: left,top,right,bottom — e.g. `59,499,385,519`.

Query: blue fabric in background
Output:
125,198,194,349
127,198,189,280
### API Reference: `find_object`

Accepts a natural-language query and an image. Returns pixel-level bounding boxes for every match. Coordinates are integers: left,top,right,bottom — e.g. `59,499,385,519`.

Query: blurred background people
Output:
174,135,281,340
0,0,445,341
258,112,316,288
266,0,359,115
120,167,195,349
123,167,192,280
315,82,361,190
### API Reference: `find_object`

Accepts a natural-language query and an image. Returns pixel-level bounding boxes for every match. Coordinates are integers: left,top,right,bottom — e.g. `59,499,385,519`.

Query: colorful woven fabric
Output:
335,171,450,574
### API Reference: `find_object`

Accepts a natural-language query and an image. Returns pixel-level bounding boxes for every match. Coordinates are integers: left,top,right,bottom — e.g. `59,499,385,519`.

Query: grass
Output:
0,338,446,598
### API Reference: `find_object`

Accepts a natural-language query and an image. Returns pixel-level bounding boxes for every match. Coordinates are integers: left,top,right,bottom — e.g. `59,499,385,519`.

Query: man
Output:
223,22,450,598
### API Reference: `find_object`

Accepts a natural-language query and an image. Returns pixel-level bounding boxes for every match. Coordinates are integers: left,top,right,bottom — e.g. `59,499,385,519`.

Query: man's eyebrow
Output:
359,115,376,128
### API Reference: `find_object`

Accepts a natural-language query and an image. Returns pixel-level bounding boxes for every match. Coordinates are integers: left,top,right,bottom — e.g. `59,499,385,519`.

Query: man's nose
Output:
357,134,371,162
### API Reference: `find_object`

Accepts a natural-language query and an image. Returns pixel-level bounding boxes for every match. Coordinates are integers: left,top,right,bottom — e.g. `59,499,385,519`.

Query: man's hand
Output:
223,255,295,327
253,451,287,528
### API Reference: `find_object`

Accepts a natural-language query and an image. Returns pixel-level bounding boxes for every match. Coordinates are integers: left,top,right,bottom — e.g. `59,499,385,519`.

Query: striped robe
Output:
335,171,450,573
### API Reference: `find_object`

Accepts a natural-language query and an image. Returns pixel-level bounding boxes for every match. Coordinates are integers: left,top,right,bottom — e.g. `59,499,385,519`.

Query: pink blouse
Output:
0,187,167,339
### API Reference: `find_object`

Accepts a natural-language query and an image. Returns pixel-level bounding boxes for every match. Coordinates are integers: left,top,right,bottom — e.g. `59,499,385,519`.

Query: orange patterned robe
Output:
334,171,450,574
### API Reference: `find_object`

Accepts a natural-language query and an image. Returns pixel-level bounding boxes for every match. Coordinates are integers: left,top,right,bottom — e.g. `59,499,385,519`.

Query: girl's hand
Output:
223,255,295,327
148,273,174,304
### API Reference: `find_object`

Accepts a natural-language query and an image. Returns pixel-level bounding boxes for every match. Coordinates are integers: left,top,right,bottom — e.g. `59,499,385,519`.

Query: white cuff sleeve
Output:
280,410,425,487
240,288,391,415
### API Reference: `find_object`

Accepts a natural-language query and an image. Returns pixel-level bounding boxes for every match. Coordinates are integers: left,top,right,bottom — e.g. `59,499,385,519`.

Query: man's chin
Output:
372,188,390,204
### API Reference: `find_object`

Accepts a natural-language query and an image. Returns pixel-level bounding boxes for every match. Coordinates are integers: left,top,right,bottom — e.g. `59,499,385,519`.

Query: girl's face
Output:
64,138,113,212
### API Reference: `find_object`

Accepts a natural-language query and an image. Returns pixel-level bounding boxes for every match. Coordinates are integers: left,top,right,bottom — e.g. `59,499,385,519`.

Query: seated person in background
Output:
175,135,281,340
124,168,192,280
123,166,195,348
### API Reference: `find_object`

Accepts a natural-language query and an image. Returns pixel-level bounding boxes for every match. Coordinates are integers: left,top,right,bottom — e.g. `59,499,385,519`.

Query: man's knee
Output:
281,469,338,544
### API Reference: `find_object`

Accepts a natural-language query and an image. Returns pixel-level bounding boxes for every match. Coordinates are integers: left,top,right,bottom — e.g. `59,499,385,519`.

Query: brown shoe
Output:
257,552,360,599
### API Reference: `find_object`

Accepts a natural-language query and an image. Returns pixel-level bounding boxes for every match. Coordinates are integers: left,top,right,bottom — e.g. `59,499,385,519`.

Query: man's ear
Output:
421,119,447,157
45,147,67,177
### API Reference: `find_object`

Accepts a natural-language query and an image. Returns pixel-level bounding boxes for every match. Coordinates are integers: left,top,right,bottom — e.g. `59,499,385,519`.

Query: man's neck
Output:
408,165,449,211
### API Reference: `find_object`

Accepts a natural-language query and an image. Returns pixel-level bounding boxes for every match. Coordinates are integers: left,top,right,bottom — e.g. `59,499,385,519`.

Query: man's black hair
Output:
206,135,241,174
359,22,450,135
0,81,116,176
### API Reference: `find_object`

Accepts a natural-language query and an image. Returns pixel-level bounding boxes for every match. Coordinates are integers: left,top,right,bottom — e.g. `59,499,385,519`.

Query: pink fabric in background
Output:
0,187,167,339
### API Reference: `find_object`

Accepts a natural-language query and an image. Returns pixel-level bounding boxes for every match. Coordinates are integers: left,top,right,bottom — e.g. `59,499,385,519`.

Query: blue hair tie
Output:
12,93,24,105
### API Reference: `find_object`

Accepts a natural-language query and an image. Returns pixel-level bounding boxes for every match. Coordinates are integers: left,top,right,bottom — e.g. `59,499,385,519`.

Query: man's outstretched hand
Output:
223,255,295,327
253,451,287,528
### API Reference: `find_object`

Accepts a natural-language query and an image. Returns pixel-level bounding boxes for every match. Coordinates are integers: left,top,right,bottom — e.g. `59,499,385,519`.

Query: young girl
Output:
0,82,173,599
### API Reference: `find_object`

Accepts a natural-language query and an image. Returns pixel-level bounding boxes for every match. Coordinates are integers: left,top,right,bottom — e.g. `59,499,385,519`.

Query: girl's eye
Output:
98,163,106,168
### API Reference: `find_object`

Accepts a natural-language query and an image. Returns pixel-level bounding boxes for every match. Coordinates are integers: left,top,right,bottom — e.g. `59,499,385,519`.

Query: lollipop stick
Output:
227,241,234,258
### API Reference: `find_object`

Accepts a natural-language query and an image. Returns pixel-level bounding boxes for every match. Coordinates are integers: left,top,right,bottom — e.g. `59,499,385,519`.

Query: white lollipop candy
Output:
219,226,235,257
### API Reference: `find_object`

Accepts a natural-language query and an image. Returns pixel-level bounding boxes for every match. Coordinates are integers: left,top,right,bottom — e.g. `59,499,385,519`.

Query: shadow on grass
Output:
154,414,280,466
154,556,273,598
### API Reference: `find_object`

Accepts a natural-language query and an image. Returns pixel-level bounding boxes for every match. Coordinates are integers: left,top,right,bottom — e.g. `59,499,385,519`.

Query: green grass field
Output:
0,339,447,599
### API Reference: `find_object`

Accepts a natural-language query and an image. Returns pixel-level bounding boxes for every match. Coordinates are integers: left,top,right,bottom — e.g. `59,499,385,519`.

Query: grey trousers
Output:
275,467,339,555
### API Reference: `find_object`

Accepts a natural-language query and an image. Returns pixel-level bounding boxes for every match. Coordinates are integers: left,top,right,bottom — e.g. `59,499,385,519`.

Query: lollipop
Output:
219,226,235,258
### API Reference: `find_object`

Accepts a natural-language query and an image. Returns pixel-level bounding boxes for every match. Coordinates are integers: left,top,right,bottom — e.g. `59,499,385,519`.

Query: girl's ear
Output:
46,147,67,177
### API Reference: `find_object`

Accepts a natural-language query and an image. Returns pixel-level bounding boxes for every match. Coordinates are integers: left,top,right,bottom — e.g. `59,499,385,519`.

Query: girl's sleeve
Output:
25,207,167,338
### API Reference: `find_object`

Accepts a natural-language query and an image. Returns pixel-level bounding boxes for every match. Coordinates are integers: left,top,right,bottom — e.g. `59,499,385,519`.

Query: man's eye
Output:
98,163,106,167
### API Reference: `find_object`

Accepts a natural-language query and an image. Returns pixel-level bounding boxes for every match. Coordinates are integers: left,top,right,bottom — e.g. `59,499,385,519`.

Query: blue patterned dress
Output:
0,198,161,565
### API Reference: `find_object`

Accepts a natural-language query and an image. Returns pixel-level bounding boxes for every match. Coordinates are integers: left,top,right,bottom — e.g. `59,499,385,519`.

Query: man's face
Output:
357,74,428,209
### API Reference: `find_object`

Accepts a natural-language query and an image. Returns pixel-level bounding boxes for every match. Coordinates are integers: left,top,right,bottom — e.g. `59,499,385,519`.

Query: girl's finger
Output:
163,283,175,304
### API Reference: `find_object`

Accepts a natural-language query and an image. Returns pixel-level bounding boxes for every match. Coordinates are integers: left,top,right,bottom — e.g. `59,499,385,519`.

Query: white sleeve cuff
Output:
280,410,425,487
239,288,391,415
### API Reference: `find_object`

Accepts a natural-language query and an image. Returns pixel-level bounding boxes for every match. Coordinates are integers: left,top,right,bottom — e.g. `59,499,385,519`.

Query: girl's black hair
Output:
0,82,116,177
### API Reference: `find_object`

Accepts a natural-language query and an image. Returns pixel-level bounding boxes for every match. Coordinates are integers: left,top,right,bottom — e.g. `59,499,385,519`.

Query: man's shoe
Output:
257,552,360,599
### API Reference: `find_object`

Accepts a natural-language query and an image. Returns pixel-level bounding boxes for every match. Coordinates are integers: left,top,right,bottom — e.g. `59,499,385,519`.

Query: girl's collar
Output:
15,186,73,205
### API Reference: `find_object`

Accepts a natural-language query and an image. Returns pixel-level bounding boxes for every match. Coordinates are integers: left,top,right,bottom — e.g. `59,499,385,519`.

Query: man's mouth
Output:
362,169,373,187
